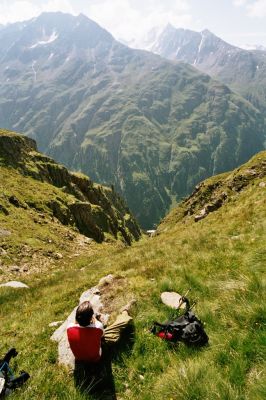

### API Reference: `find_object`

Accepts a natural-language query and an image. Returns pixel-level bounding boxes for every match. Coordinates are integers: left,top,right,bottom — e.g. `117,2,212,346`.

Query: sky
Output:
0,0,266,48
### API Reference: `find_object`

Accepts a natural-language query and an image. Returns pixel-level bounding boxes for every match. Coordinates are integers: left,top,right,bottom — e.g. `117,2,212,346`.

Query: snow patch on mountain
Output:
30,30,58,49
193,32,204,65
198,32,205,54
31,60,37,81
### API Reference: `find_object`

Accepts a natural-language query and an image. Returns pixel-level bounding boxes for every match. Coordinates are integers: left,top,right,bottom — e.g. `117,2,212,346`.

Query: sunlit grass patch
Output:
1,154,266,399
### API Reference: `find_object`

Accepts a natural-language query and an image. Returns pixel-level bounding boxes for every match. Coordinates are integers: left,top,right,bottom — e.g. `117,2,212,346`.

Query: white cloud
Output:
42,0,74,14
247,0,266,16
233,0,266,17
0,0,192,41
0,1,39,24
233,0,248,6
86,0,192,42
0,0,75,25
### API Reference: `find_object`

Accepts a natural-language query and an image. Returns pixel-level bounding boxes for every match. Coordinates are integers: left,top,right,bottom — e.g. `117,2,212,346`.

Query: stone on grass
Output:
54,252,63,260
0,228,11,237
259,181,265,188
98,274,114,287
49,321,64,328
0,377,5,394
0,248,7,255
194,208,207,222
161,292,186,309
9,266,20,272
77,236,94,246
0,281,29,289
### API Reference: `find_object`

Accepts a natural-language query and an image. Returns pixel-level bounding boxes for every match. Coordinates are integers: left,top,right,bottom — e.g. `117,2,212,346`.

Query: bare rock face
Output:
50,275,113,370
69,202,105,242
0,130,141,245
0,133,37,168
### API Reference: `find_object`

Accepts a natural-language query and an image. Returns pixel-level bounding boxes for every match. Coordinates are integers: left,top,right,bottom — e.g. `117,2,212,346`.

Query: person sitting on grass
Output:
67,300,135,363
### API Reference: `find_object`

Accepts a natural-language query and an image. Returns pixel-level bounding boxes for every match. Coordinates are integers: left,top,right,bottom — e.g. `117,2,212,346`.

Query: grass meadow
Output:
1,173,266,399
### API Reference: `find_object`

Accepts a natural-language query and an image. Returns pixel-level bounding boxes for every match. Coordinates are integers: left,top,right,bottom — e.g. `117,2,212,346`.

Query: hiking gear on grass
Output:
151,297,208,347
0,348,30,397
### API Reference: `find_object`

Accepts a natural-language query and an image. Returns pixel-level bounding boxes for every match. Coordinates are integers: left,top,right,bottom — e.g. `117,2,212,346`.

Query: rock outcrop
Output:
0,130,141,244
159,151,266,229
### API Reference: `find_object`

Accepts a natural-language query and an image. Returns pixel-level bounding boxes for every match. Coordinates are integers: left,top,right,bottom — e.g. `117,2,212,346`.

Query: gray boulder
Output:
0,281,29,288
0,228,11,237
161,292,186,309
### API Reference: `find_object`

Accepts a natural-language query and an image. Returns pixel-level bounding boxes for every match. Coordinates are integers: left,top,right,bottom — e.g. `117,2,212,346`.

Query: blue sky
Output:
0,0,266,48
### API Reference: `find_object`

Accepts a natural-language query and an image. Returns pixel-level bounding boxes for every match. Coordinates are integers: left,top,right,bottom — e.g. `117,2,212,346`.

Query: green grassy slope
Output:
0,152,265,399
159,151,266,230
0,129,141,269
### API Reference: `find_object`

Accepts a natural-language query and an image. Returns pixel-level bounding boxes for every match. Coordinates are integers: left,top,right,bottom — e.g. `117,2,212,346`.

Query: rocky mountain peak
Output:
164,23,176,32
140,24,266,116
0,11,114,64
200,28,212,36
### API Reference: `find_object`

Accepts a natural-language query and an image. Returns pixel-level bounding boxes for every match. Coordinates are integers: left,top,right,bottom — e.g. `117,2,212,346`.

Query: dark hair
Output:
76,301,94,327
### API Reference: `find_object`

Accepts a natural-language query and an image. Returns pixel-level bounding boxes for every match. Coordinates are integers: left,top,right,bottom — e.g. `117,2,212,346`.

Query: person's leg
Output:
103,299,136,344
104,311,133,344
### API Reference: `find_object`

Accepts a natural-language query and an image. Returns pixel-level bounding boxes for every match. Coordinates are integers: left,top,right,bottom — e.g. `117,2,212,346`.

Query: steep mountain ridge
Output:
159,150,266,231
0,13,265,228
143,25,266,115
0,129,141,252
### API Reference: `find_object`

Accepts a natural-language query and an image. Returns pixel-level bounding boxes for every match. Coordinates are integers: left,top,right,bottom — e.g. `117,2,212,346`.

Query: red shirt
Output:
67,322,104,362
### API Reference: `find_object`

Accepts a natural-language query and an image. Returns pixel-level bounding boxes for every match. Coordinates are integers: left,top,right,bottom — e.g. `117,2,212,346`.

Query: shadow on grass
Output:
74,325,135,400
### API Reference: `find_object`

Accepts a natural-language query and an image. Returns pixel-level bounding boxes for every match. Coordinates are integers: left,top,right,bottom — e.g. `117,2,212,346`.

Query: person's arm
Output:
94,319,104,330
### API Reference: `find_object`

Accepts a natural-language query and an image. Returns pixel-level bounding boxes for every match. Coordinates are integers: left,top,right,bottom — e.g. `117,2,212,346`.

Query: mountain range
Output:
0,13,265,228
141,25,266,116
